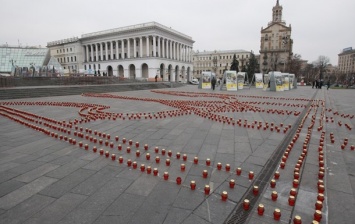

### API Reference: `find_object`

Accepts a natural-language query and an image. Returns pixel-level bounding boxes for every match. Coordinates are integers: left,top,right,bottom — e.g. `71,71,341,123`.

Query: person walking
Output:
327,80,330,90
211,76,216,90
155,75,158,82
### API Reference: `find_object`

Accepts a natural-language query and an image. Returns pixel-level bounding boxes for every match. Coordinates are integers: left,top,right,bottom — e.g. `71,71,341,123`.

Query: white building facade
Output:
47,37,83,74
192,50,251,78
47,22,194,82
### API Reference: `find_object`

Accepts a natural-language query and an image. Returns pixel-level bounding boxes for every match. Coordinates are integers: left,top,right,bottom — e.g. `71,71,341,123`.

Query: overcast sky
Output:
1,0,354,65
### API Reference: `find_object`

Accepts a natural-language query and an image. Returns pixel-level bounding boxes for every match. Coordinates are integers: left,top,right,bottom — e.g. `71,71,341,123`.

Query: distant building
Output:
259,0,293,73
338,47,355,75
192,50,251,79
47,37,83,75
0,45,49,76
47,22,194,82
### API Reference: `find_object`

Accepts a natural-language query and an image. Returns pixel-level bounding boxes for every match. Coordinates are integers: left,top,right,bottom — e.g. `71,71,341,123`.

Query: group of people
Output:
312,79,323,89
312,79,331,90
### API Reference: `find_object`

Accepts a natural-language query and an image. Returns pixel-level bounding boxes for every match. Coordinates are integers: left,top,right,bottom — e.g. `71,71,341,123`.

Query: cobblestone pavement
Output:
0,85,354,224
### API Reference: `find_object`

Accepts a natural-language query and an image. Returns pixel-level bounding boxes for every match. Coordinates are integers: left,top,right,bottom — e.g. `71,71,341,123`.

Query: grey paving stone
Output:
125,174,160,197
129,181,180,224
0,153,26,166
0,179,26,198
23,193,87,224
192,194,236,224
101,193,146,223
82,156,111,171
15,163,60,183
327,188,355,224
0,171,19,184
163,207,193,224
45,159,89,179
0,194,55,224
11,154,41,164
182,213,212,224
49,155,76,165
70,166,121,196
59,177,132,224
244,156,268,167
0,162,20,172
0,176,58,210
39,168,96,198
173,187,206,210
217,139,235,154
8,160,46,175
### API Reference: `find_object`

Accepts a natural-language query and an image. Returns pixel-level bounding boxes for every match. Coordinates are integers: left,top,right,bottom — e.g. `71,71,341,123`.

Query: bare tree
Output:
288,54,302,77
313,55,330,80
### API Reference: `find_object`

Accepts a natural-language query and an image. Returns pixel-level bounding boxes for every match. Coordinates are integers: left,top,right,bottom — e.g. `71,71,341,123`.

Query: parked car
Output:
189,78,199,85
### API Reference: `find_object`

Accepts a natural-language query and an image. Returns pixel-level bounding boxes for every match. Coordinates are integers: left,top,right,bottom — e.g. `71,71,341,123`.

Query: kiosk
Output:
199,71,216,89
274,72,284,91
282,73,290,91
225,70,238,91
237,72,246,90
255,73,263,88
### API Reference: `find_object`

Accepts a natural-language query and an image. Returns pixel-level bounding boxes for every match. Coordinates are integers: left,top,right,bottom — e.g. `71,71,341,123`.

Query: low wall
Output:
0,76,134,87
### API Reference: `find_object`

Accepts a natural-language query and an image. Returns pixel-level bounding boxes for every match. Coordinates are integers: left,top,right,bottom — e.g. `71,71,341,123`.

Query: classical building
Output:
338,47,355,75
47,22,194,82
260,0,293,73
192,50,251,78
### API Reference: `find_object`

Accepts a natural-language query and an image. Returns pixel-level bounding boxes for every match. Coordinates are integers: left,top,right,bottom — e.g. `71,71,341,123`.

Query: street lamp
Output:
213,56,217,75
282,34,289,72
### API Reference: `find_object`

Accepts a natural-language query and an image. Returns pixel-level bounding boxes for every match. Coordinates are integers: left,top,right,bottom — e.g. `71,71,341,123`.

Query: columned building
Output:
192,50,251,79
260,0,293,73
47,22,194,82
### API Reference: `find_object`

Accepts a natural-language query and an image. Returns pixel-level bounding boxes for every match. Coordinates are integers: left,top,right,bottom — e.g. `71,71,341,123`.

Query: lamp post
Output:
282,34,289,72
213,56,217,76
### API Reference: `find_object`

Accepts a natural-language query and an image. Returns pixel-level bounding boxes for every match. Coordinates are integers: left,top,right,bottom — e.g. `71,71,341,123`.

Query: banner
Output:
255,73,263,88
237,72,245,89
283,74,290,90
274,72,284,91
225,71,238,91
202,72,212,89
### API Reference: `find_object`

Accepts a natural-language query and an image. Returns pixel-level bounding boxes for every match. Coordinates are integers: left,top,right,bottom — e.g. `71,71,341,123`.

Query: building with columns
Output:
192,50,251,79
47,22,194,82
259,0,293,74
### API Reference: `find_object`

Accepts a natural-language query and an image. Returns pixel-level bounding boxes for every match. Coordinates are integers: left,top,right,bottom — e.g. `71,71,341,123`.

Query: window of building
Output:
71,57,73,62
84,65,87,70
57,50,59,53
98,64,100,69
74,56,76,61
70,48,72,51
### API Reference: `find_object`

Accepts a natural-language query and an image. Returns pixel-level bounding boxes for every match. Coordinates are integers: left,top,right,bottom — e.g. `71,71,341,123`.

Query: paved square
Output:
0,85,354,223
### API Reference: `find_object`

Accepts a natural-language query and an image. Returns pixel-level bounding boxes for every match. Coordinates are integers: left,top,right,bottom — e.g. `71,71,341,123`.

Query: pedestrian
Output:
211,76,216,90
155,75,158,82
327,80,330,90
312,79,316,89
